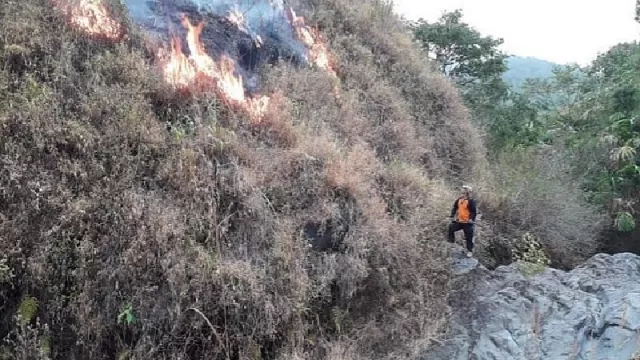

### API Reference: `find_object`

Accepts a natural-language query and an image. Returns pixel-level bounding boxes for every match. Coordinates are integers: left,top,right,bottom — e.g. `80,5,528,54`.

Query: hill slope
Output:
503,56,558,88
0,0,486,359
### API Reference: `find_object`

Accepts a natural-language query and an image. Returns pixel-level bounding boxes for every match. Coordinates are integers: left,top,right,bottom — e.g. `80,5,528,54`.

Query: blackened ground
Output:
125,0,307,94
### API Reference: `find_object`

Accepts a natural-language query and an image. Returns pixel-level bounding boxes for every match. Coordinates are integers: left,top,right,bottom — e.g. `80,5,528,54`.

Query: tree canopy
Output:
409,10,507,86
411,6,640,252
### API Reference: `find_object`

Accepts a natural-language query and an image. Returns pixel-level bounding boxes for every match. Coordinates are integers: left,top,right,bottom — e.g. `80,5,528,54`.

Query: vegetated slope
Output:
503,56,558,89
0,0,485,359
404,9,605,272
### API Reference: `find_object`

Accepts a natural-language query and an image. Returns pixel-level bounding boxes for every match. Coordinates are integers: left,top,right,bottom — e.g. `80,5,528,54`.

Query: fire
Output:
159,14,270,121
286,8,337,78
50,0,124,41
159,37,194,87
51,0,339,118
285,7,340,98
227,6,248,34
226,6,263,48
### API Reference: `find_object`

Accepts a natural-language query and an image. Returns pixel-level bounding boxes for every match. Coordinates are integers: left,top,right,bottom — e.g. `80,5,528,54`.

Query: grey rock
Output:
422,250,640,360
449,245,481,275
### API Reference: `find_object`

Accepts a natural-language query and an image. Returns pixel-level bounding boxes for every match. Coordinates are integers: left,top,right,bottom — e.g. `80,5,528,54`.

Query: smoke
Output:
122,0,310,93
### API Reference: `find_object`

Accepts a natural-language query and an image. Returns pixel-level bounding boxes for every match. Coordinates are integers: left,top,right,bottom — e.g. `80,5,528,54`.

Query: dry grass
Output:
475,146,606,269
0,0,486,359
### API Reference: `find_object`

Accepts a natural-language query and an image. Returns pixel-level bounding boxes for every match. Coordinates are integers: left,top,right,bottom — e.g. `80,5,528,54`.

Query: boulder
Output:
422,251,640,360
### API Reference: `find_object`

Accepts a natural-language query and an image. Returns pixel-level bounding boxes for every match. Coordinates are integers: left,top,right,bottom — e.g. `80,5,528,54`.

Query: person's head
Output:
461,185,472,198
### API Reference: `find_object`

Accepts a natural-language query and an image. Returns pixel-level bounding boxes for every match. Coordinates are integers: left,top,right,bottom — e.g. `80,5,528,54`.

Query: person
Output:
448,185,477,257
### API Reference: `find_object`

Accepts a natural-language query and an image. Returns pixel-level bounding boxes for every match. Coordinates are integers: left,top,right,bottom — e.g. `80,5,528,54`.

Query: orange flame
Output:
226,6,263,48
51,0,338,117
285,8,340,99
159,14,270,121
161,36,197,87
286,8,337,78
51,0,124,41
227,6,248,34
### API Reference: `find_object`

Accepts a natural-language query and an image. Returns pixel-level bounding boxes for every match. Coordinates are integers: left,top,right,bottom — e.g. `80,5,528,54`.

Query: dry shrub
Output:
261,64,365,148
377,162,433,222
305,0,485,180
477,146,606,269
250,91,300,149
325,142,381,197
0,0,484,359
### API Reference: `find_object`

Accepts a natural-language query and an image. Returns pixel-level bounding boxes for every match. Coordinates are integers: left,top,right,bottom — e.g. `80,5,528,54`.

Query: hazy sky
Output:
393,0,640,65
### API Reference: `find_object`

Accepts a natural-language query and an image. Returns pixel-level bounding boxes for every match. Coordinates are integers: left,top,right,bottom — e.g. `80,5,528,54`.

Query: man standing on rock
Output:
448,185,477,257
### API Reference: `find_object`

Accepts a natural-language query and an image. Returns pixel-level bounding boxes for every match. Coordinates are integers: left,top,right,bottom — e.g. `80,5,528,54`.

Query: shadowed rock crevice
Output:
303,194,357,253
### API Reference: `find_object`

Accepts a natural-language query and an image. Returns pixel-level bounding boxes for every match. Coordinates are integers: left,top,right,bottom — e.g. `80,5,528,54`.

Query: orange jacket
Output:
451,197,477,223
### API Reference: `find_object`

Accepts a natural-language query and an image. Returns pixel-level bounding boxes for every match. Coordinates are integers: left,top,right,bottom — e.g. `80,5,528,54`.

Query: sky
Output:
393,0,640,65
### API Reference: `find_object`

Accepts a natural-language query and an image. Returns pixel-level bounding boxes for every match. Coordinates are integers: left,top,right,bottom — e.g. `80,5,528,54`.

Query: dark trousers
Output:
448,222,474,251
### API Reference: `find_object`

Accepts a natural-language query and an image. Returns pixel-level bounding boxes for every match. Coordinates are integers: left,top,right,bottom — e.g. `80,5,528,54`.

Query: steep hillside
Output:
0,0,486,359
503,56,558,89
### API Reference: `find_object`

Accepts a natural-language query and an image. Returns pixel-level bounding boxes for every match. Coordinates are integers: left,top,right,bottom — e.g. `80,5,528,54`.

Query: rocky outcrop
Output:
422,247,640,360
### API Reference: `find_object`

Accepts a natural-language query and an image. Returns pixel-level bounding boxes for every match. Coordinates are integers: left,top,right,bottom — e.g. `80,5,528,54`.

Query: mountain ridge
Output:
503,55,559,88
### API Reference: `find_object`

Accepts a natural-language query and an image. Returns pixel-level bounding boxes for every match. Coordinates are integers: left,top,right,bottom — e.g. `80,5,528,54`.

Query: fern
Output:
18,296,39,326
615,211,636,232
0,258,13,284
512,232,551,277
117,301,136,326
610,145,636,162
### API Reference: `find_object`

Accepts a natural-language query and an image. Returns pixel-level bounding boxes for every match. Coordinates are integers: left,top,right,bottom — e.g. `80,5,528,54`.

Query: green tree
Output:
410,10,507,86
485,91,545,152
409,9,509,107
409,8,518,152
527,42,640,232
409,9,555,152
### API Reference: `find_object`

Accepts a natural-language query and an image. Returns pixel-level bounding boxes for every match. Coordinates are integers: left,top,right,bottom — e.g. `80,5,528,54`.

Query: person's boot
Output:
466,250,473,258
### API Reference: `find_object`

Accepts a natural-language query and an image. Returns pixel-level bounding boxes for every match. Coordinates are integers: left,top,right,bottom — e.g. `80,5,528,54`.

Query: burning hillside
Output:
286,7,337,78
157,14,272,120
2,0,486,359
51,0,125,40
50,0,339,121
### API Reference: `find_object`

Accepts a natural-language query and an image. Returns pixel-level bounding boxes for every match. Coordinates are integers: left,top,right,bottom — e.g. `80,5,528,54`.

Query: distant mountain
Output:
503,56,559,89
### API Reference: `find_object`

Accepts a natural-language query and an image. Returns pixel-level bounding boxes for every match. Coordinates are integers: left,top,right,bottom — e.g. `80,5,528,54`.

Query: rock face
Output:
422,248,640,360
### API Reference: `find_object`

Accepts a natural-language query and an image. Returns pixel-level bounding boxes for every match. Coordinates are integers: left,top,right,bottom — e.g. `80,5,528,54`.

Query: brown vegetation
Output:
473,145,606,270
0,0,486,359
